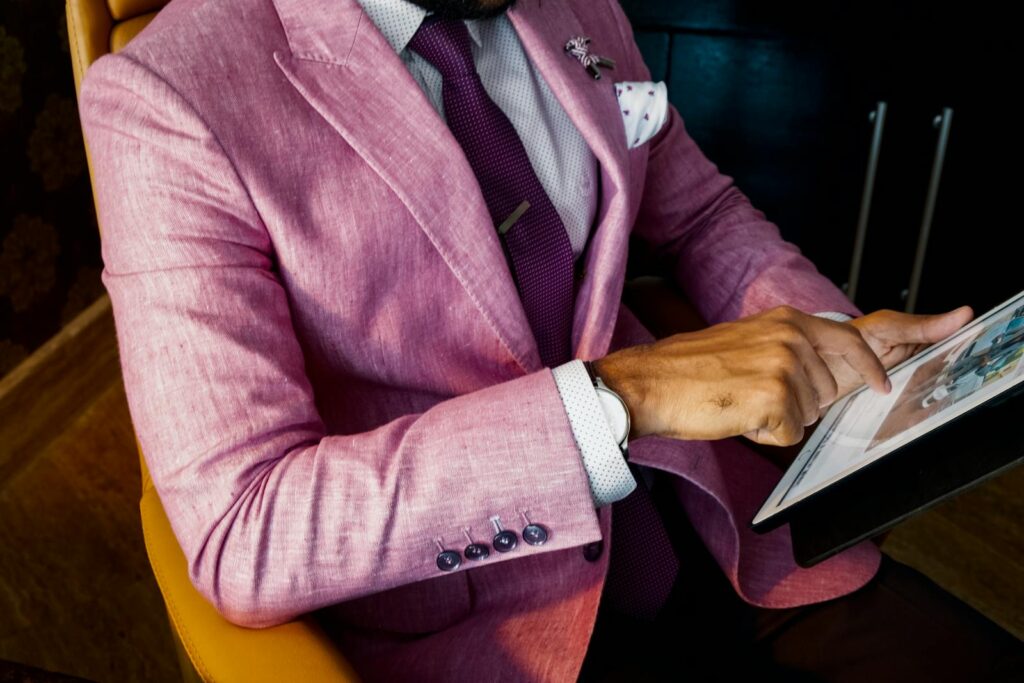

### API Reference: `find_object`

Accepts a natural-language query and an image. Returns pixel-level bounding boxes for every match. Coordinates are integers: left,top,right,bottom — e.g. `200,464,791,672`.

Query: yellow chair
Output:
65,1,361,680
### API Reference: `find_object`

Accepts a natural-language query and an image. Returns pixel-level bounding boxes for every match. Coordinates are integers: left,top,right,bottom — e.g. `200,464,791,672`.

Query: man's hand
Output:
593,304,971,448
823,306,974,398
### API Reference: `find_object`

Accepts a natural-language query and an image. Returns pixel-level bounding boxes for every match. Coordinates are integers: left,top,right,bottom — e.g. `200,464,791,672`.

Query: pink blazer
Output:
79,0,880,679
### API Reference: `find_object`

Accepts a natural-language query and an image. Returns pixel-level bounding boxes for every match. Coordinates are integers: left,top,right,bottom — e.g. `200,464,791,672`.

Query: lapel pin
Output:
564,36,616,80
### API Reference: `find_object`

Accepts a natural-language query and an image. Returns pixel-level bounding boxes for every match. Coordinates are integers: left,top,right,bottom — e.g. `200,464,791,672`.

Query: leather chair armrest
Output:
139,457,360,682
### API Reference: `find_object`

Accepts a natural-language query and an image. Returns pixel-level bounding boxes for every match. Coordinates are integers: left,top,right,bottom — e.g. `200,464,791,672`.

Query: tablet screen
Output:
753,290,1024,526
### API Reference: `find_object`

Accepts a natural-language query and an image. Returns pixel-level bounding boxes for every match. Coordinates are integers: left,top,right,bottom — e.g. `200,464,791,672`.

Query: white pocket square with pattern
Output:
615,81,669,149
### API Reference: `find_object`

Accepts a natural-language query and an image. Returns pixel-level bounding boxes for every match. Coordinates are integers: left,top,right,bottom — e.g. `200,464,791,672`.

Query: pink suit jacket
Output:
79,0,881,679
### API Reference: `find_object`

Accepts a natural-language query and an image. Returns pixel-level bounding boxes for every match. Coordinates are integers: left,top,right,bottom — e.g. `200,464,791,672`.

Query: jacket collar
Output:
271,0,632,371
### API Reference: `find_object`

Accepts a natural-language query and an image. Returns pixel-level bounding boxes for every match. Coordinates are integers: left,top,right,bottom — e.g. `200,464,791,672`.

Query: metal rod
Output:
905,107,953,313
846,101,887,304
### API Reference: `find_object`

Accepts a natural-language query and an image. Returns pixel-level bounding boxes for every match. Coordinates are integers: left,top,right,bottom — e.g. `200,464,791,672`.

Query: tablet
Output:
752,289,1024,530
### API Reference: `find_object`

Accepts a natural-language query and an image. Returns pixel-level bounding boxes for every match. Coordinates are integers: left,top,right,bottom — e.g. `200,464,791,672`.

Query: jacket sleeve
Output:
603,0,861,325
79,52,602,628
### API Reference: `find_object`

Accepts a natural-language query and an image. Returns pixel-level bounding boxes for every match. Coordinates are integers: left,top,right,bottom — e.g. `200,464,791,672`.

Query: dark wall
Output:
1,0,102,378
622,0,1021,317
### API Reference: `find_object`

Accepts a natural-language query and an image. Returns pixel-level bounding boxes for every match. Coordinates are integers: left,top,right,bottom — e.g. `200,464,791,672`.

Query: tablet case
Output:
769,382,1024,568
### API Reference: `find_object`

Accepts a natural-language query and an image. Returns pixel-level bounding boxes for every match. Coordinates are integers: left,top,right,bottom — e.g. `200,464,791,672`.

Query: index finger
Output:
796,315,891,394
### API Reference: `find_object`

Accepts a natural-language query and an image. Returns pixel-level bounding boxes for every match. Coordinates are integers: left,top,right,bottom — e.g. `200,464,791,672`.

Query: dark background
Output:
623,0,1021,318
1,0,1020,379
1,0,104,377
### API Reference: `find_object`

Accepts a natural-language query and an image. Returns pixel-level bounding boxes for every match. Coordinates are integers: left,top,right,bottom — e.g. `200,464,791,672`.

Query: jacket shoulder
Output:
101,0,286,97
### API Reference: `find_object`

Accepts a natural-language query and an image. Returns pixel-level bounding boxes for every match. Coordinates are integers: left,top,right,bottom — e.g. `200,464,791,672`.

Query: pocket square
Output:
615,81,668,149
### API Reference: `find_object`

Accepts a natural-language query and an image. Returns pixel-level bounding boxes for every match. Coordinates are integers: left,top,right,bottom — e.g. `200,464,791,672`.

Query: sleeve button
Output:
493,529,519,552
464,542,490,561
523,523,549,546
582,540,603,562
436,550,462,572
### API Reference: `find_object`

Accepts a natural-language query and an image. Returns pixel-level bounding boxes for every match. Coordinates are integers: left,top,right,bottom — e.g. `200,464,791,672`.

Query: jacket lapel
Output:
507,0,633,361
271,0,541,373
270,0,633,372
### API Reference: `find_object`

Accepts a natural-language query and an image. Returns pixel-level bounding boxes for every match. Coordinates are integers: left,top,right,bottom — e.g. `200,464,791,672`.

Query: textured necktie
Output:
603,465,680,621
410,17,679,621
409,17,575,367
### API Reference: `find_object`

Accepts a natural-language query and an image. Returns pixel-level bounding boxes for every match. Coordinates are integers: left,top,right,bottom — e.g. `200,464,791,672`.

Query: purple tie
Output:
602,467,680,620
410,17,679,621
409,17,574,367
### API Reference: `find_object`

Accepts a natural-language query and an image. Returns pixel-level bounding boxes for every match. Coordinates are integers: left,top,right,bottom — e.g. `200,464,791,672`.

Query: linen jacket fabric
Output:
78,0,881,679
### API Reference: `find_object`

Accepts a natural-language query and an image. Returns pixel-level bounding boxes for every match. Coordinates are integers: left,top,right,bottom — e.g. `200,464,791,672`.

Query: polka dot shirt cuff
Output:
551,360,636,507
815,311,854,323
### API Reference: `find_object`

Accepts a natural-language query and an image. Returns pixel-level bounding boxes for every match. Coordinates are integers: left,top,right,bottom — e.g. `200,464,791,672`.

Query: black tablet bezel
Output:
788,384,1024,567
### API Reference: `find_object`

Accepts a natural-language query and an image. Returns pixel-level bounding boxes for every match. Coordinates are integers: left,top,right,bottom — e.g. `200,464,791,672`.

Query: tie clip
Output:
497,200,530,235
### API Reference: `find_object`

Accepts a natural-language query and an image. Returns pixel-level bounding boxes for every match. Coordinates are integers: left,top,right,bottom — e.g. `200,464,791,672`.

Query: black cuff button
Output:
436,550,462,572
523,523,548,546
582,540,603,562
492,529,518,552
464,542,490,561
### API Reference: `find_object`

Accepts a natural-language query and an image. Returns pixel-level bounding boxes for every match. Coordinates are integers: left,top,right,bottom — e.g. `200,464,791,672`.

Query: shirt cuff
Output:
551,360,636,507
815,311,854,323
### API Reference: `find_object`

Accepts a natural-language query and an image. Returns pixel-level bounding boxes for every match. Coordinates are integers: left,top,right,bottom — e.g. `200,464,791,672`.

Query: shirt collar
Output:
357,0,486,55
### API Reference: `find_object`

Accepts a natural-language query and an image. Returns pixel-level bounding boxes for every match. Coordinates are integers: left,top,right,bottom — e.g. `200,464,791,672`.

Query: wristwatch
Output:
583,360,631,457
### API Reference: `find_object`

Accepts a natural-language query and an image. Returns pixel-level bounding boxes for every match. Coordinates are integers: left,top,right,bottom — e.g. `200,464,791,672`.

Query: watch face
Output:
596,387,630,446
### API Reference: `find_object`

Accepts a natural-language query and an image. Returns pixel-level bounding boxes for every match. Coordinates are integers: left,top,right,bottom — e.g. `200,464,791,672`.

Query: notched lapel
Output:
271,0,542,373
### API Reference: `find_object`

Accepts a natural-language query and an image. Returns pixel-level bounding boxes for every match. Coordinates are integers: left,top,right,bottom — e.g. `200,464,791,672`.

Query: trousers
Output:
578,470,1024,682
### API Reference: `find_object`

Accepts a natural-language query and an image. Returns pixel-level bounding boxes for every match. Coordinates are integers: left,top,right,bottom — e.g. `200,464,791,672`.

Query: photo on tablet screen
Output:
778,294,1024,508
871,308,1024,448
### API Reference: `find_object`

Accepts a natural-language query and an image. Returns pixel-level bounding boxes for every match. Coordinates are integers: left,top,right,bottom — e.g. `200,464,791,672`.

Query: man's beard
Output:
408,0,518,20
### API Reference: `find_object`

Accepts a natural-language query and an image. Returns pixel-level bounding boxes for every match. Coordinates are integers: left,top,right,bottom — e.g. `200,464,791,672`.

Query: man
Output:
78,0,1021,679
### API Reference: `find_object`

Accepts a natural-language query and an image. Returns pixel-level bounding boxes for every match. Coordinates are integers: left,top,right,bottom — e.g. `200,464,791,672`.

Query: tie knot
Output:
408,16,476,79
